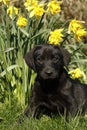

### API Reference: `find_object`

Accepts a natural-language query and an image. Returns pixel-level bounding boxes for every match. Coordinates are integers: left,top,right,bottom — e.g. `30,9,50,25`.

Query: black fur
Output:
24,44,87,118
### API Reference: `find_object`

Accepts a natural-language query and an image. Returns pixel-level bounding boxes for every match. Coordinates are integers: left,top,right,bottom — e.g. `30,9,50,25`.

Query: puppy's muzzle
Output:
40,67,58,80
45,69,53,77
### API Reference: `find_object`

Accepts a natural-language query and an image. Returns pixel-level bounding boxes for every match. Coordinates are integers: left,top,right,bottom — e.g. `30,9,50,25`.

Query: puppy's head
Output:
25,44,71,80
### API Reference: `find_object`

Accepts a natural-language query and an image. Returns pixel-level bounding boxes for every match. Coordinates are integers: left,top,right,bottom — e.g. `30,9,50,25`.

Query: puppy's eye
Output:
36,57,43,65
52,57,59,63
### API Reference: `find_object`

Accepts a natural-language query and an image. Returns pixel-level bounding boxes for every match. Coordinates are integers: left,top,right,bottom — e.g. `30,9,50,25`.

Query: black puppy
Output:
24,44,87,118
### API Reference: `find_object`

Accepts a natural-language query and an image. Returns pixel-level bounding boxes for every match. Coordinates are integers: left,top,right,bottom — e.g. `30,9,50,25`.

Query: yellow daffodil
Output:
68,19,84,34
49,29,64,45
74,29,87,41
29,4,45,18
17,16,28,27
7,6,18,18
24,0,38,8
3,0,10,6
24,0,45,18
69,68,83,79
68,19,87,41
47,0,62,14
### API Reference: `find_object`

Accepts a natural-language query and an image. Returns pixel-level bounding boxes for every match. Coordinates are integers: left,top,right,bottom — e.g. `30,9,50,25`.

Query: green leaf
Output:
19,28,29,37
0,65,18,77
2,47,16,53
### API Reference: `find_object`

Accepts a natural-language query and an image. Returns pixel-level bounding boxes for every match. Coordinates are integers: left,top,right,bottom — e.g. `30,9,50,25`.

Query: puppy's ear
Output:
24,48,36,71
60,47,71,67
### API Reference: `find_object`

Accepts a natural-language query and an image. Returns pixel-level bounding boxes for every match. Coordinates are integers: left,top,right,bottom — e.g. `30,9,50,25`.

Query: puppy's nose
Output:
45,70,53,76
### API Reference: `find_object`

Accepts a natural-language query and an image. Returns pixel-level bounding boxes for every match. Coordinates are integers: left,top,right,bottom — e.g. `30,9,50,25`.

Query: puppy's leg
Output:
17,102,37,123
67,99,78,117
24,102,52,119
24,103,38,118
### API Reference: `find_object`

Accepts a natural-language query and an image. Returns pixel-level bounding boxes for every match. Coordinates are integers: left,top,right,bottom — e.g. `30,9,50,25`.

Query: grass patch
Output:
0,103,87,130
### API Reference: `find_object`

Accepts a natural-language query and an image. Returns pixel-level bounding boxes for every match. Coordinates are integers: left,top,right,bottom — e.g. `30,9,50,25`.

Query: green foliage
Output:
64,41,87,82
0,5,37,106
